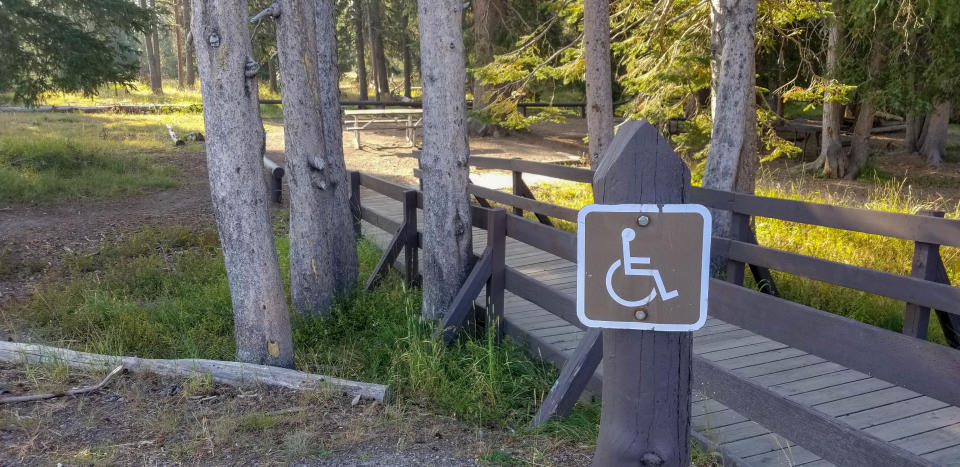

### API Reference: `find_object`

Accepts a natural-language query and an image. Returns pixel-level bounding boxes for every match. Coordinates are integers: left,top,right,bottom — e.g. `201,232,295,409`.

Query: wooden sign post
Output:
591,120,698,466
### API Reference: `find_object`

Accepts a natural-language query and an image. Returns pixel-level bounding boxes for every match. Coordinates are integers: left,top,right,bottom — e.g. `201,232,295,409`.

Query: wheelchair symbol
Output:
605,228,679,307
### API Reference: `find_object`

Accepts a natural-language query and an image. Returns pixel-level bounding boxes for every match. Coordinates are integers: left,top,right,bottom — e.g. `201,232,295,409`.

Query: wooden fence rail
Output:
350,165,955,466
453,155,960,347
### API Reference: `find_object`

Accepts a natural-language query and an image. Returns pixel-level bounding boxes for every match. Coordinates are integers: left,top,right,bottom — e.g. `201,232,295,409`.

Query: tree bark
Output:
141,0,163,95
354,0,369,101
472,0,499,110
275,0,359,314
150,0,164,93
848,40,886,179
401,14,412,99
190,0,293,368
583,0,614,169
268,55,278,94
174,0,186,90
702,0,757,239
906,113,925,153
820,20,846,179
920,100,950,166
1,341,391,403
416,0,472,320
367,0,391,100
184,0,196,88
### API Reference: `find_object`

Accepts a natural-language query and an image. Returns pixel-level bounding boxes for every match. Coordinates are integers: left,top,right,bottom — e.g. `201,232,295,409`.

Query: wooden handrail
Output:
460,156,960,247
716,238,960,316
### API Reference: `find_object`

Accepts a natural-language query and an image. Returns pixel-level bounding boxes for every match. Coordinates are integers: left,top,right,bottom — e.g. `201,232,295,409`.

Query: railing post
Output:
270,170,283,203
486,208,506,341
592,120,692,466
725,212,750,285
403,190,419,287
903,210,945,339
350,171,361,237
511,170,524,217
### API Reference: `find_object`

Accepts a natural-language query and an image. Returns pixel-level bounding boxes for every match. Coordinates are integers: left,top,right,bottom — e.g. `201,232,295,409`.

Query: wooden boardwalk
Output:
359,188,960,466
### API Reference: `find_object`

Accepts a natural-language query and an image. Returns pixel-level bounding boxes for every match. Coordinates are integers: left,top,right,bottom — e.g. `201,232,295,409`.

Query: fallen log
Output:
0,341,392,403
165,124,185,146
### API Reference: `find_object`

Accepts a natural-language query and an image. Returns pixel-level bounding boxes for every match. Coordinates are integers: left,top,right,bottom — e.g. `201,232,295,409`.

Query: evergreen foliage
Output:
0,0,153,104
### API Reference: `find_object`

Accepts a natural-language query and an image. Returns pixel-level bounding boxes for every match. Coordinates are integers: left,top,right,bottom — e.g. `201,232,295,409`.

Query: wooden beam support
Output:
904,210,944,339
350,171,361,236
530,328,602,427
402,190,419,287
591,120,693,466
486,209,506,341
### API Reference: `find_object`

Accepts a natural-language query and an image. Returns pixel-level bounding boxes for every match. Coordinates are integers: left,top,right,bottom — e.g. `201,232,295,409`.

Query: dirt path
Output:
0,121,589,307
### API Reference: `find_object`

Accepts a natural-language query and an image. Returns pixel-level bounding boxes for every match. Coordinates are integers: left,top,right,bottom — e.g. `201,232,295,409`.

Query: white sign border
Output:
576,203,712,331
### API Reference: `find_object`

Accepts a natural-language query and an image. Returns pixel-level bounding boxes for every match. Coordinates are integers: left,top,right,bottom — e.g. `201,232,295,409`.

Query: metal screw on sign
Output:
634,307,648,321
637,215,650,227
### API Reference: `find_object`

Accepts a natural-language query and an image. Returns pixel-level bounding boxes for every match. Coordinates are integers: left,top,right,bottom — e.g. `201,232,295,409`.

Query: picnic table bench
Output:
343,108,423,149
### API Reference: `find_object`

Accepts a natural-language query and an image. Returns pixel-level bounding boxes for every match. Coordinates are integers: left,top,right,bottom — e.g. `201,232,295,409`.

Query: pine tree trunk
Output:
848,40,885,179
820,20,845,179
141,0,163,95
920,100,950,166
275,0,359,314
402,14,412,99
354,0,369,101
368,0,391,100
417,0,472,320
149,0,164,94
472,0,498,110
906,113,925,153
583,0,614,169
184,0,196,89
174,0,185,90
268,55,278,95
703,0,758,238
189,0,293,368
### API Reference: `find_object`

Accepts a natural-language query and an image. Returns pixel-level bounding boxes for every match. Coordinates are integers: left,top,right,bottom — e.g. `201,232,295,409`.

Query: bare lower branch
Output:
250,2,280,23
0,365,124,404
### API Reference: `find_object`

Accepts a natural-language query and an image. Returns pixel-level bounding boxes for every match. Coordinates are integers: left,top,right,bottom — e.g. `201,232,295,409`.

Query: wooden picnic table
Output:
343,108,423,149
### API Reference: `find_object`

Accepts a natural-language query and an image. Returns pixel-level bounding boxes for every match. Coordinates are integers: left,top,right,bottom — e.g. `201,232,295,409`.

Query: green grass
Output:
526,177,960,346
5,226,584,434
0,136,177,204
0,112,208,204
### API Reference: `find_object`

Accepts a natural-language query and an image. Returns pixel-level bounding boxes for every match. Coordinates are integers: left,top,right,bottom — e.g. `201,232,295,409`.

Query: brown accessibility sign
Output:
576,204,711,331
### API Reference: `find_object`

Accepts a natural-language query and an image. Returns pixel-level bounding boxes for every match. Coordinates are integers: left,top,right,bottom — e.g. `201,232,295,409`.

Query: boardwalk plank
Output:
814,386,919,417
893,422,960,455
693,408,749,430
735,355,825,379
865,406,960,442
838,397,949,429
790,378,895,406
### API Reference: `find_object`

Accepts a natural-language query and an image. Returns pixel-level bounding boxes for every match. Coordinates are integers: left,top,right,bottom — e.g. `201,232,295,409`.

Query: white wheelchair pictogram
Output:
605,228,679,307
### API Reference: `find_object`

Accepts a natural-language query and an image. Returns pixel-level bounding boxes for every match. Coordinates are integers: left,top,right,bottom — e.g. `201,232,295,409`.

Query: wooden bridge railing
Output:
351,157,956,465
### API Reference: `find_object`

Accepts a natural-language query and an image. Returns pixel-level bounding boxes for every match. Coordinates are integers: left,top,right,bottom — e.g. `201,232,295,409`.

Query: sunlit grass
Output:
1,79,282,107
526,176,960,345
0,113,204,204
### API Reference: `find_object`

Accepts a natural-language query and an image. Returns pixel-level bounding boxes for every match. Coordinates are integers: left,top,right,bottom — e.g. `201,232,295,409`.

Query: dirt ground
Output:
0,120,588,306
0,363,591,466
